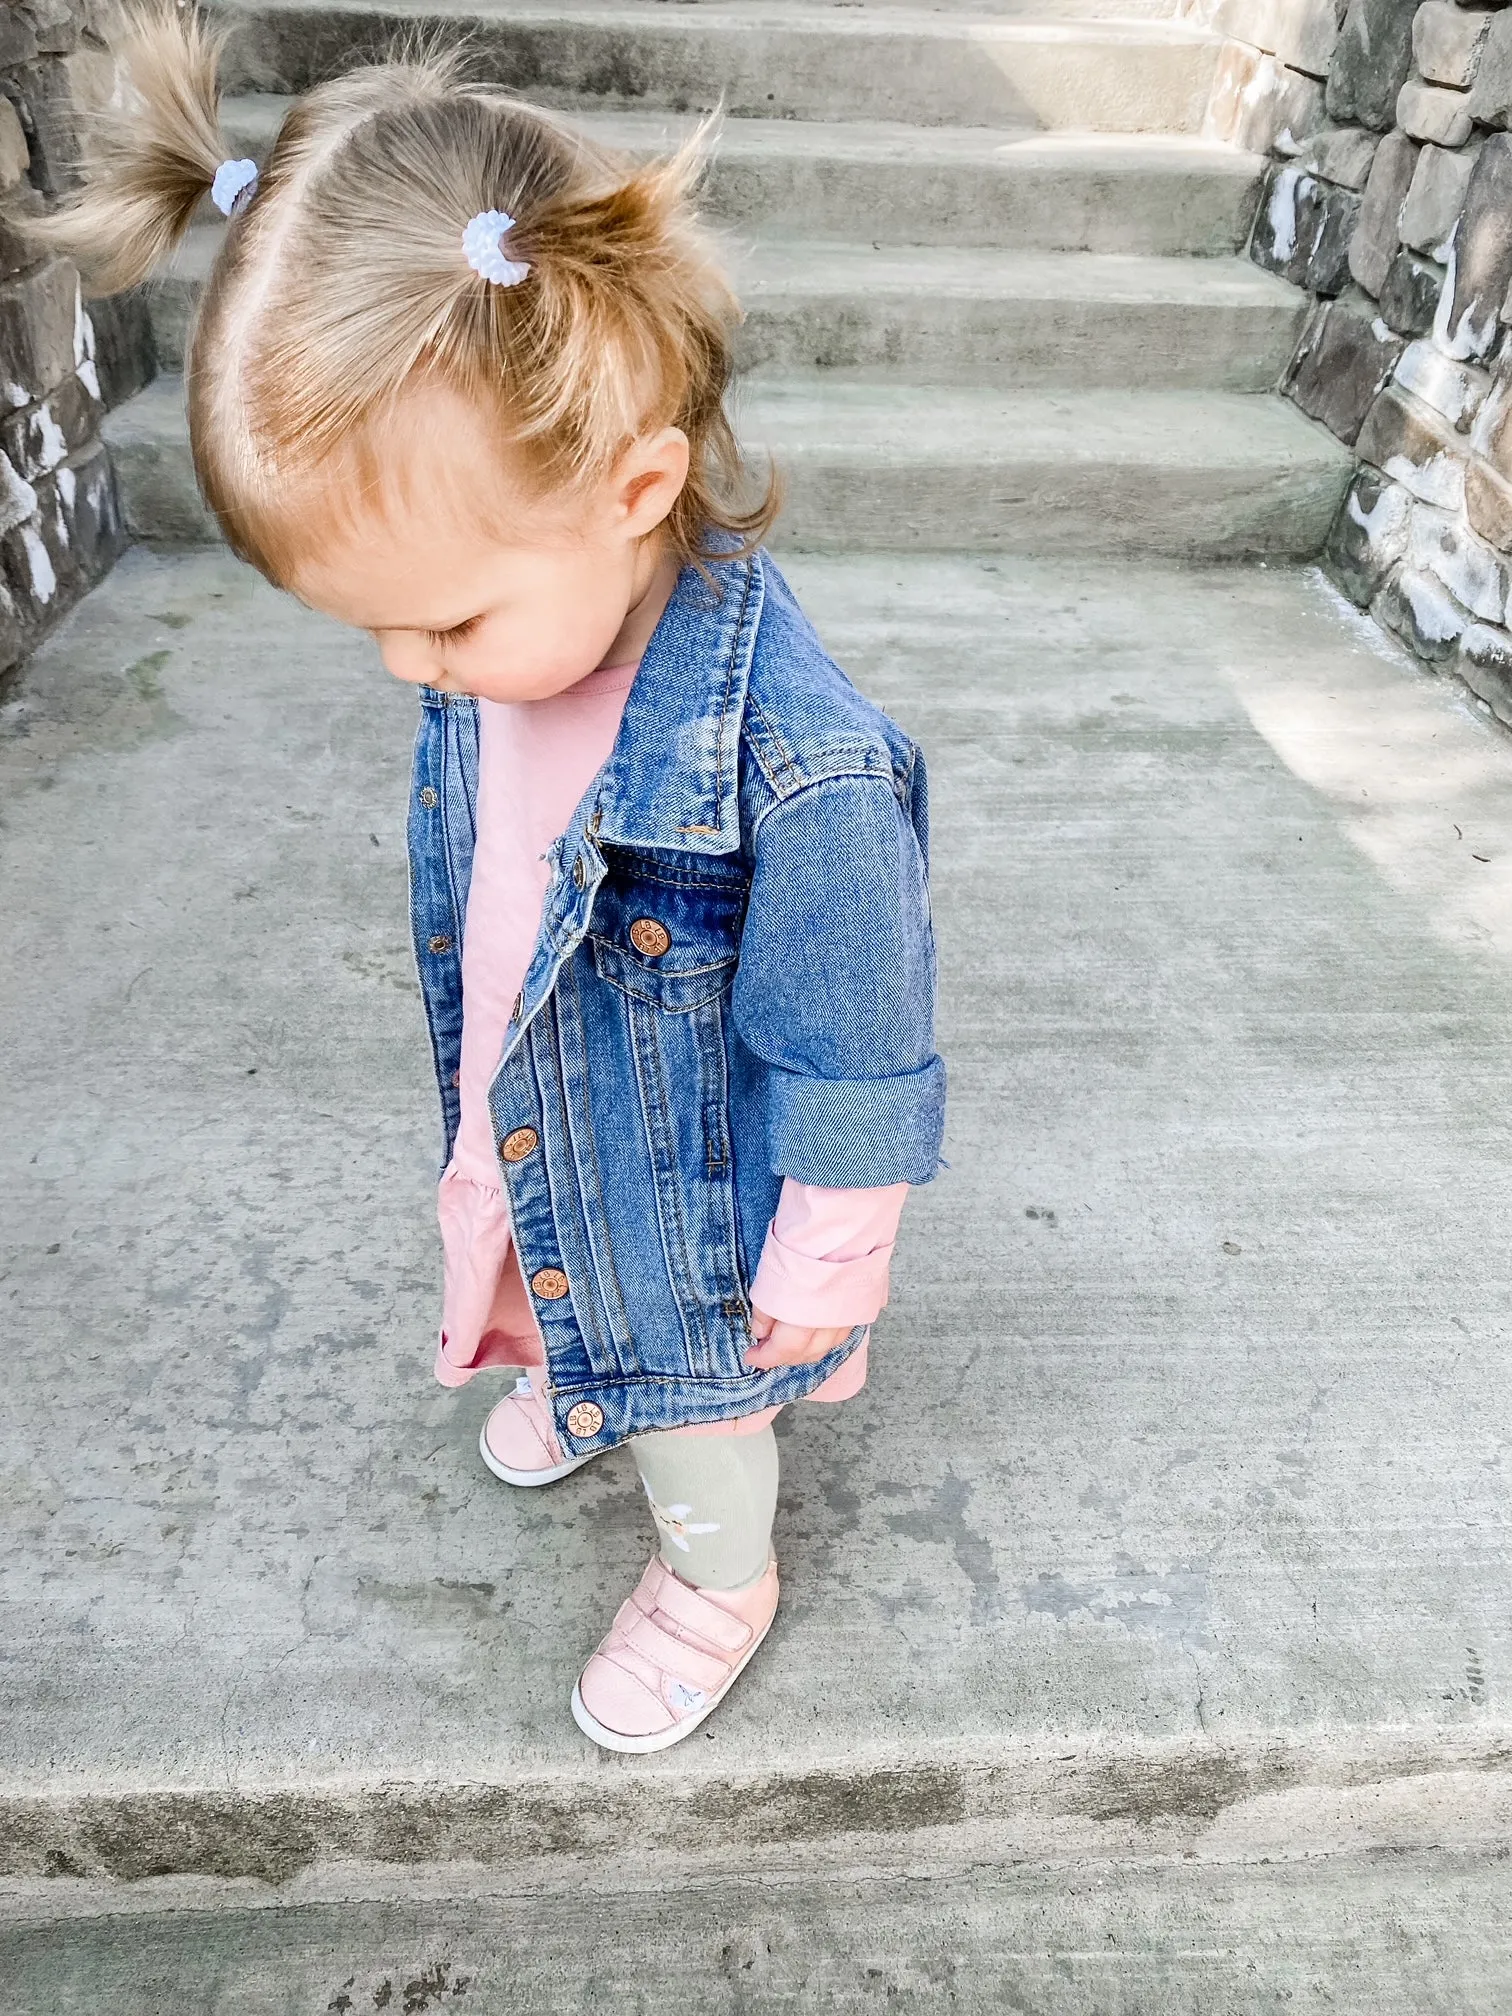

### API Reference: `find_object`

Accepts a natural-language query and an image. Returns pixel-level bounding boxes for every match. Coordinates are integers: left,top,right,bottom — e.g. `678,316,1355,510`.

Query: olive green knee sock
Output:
628,1423,778,1592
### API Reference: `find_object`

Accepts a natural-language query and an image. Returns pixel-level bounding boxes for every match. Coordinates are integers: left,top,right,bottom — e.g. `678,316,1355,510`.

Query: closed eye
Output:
423,614,483,649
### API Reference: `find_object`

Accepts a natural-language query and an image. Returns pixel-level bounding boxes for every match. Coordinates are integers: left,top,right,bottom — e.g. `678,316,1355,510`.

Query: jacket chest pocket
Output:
589,856,746,1011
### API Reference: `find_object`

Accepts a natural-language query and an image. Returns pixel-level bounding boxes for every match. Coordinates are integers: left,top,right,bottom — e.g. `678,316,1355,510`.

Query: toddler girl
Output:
49,10,946,1751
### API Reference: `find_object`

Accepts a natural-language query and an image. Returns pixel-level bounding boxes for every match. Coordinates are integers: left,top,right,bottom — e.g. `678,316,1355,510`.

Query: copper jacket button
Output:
566,1401,604,1438
531,1266,569,1300
499,1127,539,1162
511,990,523,1021
629,917,671,957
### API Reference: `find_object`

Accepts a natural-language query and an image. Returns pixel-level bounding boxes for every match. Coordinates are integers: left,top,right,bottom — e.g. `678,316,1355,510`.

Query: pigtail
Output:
30,4,228,293
493,116,781,560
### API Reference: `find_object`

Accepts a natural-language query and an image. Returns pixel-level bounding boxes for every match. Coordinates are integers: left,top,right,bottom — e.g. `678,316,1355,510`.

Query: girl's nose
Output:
377,633,441,686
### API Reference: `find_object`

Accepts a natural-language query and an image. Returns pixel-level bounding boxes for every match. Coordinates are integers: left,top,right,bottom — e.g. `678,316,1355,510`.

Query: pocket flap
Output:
591,934,736,1012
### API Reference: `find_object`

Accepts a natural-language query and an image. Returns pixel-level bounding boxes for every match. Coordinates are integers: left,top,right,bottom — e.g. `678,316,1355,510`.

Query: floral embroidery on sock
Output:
642,1479,721,1553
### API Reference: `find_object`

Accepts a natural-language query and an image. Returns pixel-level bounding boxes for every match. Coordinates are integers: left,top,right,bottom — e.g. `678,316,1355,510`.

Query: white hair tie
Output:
211,157,259,218
463,209,531,287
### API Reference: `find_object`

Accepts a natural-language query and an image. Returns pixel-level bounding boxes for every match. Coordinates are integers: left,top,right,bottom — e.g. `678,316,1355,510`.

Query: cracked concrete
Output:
5,546,1512,1983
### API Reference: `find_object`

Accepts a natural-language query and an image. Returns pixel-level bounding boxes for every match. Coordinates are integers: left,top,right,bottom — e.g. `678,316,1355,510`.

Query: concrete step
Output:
215,1,1224,133
149,227,1304,390
219,95,1265,253
7,1849,1512,2008
102,373,1350,557
8,545,1512,1991
736,246,1303,389
779,0,1180,10
743,379,1351,553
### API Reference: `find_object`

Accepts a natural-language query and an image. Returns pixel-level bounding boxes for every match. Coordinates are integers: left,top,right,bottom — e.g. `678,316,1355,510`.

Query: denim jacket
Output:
406,547,946,1453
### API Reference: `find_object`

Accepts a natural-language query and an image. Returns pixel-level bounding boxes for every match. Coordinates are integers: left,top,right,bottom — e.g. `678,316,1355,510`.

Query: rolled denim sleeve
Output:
732,771,946,1186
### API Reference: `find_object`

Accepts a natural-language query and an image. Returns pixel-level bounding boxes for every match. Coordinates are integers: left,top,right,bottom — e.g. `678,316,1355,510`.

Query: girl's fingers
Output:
746,1308,798,1362
744,1322,851,1369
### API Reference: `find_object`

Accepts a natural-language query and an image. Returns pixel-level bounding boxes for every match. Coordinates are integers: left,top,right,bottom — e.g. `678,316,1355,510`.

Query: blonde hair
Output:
38,7,777,583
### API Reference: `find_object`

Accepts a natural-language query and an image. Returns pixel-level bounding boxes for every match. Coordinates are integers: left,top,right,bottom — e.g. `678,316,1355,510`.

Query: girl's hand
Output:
744,1304,853,1370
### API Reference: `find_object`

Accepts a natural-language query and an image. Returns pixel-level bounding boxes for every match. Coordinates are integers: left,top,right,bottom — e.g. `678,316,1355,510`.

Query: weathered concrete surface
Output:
222,101,1275,254
215,1,1224,134
733,244,1306,390
153,226,1307,392
740,381,1351,553
106,377,1352,557
5,1848,1512,2012
5,547,1512,1980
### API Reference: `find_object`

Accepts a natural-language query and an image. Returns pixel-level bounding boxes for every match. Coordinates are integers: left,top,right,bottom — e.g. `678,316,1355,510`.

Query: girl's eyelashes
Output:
424,614,483,649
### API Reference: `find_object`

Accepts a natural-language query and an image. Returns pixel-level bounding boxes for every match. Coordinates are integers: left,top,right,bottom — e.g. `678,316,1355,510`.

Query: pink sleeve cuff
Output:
434,1339,480,1388
750,1225,894,1325
748,1179,909,1328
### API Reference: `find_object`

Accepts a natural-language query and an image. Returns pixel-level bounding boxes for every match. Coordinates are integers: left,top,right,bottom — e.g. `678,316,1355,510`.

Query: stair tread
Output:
222,92,1262,173
160,219,1299,311
7,544,1493,1860
561,113,1250,161
739,379,1351,467
207,102,1271,254
217,12,1222,132
742,244,1300,306
222,0,1220,39
109,372,1349,471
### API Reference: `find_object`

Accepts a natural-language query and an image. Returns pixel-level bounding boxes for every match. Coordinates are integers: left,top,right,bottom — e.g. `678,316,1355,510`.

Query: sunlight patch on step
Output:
965,20,1216,135
1226,569,1512,964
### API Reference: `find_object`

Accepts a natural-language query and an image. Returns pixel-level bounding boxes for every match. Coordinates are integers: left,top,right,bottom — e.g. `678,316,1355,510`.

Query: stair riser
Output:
213,106,1266,255
681,0,1181,11
101,426,1350,561
149,277,1301,392
106,436,220,550
216,7,1219,133
768,456,1351,556
642,150,1260,254
738,295,1301,392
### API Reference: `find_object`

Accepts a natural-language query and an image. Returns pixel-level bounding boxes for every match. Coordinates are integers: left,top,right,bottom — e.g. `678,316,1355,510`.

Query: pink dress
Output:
433,657,908,1436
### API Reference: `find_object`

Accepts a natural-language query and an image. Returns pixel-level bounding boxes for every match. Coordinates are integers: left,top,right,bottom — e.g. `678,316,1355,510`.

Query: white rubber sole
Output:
569,1606,777,1754
478,1420,602,1489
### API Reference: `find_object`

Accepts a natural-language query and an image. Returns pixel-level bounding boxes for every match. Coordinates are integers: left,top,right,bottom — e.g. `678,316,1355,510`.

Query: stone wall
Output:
1190,0,1512,728
0,0,153,679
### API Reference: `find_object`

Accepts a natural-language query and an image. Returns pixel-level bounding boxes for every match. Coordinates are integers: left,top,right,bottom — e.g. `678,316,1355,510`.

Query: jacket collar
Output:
588,545,764,857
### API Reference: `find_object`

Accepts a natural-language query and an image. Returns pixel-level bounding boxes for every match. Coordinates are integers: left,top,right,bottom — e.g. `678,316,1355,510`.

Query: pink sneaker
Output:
570,1553,780,1753
479,1376,603,1488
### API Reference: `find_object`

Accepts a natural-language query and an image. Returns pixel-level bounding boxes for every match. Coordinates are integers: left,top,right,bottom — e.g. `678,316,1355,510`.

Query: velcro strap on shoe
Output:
648,1573,753,1655
621,1610,730,1693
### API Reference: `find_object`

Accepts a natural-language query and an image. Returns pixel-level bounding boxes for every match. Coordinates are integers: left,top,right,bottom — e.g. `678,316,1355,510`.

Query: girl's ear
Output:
614,426,691,539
